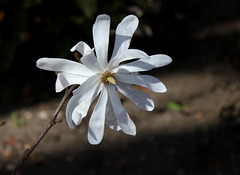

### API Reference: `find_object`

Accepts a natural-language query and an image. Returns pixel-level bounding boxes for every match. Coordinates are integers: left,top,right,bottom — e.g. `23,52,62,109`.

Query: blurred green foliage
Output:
10,111,25,128
167,101,183,111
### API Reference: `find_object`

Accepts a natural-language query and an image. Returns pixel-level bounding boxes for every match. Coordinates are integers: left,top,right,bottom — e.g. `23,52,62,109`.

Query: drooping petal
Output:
116,82,154,111
65,74,101,128
113,54,172,73
92,14,110,69
111,15,139,58
36,58,94,76
81,49,104,73
115,74,167,93
107,84,136,135
55,73,89,92
65,96,78,129
70,41,91,55
88,85,108,145
105,96,121,131
108,49,149,69
72,83,103,125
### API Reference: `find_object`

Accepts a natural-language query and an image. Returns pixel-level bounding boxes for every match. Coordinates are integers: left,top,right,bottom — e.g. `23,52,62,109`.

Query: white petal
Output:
105,97,121,131
72,74,101,96
81,49,104,73
111,15,139,58
72,83,103,125
65,74,101,128
107,85,136,135
36,58,94,76
115,74,167,93
108,49,149,69
70,41,91,55
116,82,154,111
65,96,78,129
88,85,108,145
113,54,172,73
93,14,110,68
55,73,89,92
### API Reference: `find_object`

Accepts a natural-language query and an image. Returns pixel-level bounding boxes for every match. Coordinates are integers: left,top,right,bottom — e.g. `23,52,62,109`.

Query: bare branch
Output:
12,85,77,175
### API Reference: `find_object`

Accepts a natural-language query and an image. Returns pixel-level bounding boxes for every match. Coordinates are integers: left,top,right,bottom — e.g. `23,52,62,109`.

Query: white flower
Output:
36,14,172,144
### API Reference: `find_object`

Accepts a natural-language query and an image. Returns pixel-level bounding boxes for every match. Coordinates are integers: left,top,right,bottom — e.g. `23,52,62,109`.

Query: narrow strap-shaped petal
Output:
65,96,78,129
107,84,136,135
81,49,104,73
113,54,172,73
116,82,154,111
105,96,121,131
70,41,91,55
115,74,167,93
88,85,108,145
111,15,139,58
55,73,89,92
72,83,103,125
65,74,101,128
108,49,149,69
37,58,94,76
72,73,101,96
92,14,110,69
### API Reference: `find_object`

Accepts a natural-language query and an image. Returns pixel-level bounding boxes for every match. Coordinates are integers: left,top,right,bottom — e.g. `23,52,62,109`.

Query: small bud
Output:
74,53,81,62
55,119,62,123
0,121,6,126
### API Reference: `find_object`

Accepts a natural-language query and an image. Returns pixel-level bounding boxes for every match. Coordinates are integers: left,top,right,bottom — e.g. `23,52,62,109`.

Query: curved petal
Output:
93,14,110,69
88,85,108,145
105,96,121,131
70,41,91,55
113,54,172,73
107,84,136,135
72,74,101,96
108,49,149,69
81,49,104,73
72,83,103,125
65,74,101,128
56,73,89,92
111,15,139,58
116,82,154,111
36,58,94,76
115,74,167,93
65,95,79,129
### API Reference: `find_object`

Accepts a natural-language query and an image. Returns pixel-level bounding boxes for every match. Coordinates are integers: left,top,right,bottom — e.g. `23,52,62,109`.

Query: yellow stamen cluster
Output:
101,71,116,85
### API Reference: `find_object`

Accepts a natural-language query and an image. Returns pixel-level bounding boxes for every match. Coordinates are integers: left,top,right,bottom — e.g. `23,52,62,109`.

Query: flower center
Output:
101,71,116,85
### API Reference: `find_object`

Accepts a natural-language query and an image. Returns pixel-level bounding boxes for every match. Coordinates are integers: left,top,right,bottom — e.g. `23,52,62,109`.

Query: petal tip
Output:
88,132,102,145
167,56,173,64
147,106,154,112
36,58,47,68
162,55,173,65
97,14,110,20
68,123,75,129
70,46,76,52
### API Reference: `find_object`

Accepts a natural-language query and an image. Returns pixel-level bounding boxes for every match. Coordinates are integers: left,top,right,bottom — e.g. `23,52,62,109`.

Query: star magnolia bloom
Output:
36,14,172,144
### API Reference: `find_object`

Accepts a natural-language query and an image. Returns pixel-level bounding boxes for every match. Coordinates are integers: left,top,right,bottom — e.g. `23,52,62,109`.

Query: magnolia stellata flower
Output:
36,14,172,144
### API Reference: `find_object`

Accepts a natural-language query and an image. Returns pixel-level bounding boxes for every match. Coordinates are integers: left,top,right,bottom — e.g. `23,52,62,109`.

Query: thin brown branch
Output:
12,85,77,175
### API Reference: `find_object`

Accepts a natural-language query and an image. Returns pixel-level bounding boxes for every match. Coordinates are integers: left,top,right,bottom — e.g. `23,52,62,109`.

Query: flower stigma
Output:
101,71,116,85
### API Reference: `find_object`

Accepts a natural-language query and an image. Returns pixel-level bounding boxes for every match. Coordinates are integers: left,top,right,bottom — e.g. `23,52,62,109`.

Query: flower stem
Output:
12,85,77,175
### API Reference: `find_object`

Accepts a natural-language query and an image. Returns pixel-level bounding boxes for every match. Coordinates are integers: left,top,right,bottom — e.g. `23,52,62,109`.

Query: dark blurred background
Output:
1,1,240,175
1,0,240,112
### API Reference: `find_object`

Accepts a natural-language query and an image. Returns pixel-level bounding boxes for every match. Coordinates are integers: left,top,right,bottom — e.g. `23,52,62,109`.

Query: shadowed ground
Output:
1,66,240,175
